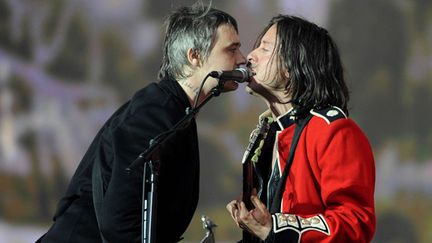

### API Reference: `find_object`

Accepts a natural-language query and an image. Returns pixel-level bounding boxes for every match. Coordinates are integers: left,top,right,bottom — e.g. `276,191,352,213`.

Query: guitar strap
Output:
269,114,312,214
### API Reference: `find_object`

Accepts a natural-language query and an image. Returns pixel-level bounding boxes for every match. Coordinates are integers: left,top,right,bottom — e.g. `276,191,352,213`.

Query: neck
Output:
257,88,292,119
267,100,292,120
177,78,206,107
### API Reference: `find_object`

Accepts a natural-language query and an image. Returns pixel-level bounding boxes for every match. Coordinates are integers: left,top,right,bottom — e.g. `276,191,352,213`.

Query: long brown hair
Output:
255,15,350,116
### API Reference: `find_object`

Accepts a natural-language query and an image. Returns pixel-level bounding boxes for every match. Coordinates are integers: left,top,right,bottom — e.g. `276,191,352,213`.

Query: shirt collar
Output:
275,108,296,129
159,78,191,111
258,108,296,130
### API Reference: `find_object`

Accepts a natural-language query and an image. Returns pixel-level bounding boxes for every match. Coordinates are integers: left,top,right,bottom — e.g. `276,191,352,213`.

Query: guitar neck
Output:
241,118,270,209
240,117,270,243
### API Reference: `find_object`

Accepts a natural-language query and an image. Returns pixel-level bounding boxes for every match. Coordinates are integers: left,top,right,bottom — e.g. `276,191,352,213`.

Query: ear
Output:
187,48,201,68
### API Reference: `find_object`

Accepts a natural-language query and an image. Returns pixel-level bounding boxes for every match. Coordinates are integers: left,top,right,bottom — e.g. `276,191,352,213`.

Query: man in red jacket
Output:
227,15,375,242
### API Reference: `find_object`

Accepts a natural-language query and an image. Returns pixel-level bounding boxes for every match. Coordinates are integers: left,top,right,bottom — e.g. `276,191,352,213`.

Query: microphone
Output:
209,67,252,83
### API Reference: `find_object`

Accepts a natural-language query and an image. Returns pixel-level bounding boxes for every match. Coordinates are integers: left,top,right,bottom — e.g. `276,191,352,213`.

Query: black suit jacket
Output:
38,79,200,243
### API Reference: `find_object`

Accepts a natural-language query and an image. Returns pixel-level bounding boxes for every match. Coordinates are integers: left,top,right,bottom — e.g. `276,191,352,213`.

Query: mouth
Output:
246,64,256,75
245,65,256,76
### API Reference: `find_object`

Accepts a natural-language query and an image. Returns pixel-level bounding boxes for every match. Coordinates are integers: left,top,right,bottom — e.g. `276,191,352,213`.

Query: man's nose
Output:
246,60,252,68
246,50,256,64
237,51,247,65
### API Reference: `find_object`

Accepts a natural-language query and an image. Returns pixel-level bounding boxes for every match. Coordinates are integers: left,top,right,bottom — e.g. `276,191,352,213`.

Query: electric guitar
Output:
240,116,271,242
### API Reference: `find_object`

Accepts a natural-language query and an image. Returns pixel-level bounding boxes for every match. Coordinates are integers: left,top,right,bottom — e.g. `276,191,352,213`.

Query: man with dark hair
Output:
227,15,375,242
37,4,245,243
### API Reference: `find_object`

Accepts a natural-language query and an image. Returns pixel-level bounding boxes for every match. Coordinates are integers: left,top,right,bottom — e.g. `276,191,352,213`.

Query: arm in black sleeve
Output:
98,95,179,242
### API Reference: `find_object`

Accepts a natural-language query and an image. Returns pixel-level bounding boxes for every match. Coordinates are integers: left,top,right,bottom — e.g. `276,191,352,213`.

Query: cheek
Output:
259,59,282,84
225,54,238,64
256,65,276,82
209,53,235,68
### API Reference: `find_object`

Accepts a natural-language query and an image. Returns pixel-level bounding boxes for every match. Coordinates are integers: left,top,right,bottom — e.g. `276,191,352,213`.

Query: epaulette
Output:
310,106,347,125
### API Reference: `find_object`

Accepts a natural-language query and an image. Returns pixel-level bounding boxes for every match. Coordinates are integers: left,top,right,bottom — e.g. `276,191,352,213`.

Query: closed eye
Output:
229,48,238,53
226,42,241,54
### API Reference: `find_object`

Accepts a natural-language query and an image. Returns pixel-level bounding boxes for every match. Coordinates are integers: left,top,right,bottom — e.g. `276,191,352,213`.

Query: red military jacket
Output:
255,107,375,242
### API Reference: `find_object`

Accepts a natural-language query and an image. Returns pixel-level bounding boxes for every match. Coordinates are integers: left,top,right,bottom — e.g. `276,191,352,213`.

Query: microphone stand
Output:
126,79,225,243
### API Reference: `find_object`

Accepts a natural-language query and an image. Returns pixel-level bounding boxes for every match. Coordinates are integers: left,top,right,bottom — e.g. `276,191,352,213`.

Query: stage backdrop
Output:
0,0,431,242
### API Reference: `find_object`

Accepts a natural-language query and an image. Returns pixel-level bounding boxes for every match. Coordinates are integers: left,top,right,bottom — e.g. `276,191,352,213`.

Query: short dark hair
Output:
256,15,349,115
158,5,238,81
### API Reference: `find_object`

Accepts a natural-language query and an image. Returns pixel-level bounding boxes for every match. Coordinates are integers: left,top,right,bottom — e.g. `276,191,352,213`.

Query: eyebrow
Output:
227,42,241,48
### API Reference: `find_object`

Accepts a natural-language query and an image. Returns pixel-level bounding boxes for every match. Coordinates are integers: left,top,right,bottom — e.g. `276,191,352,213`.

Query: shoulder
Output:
132,82,166,102
306,107,370,145
306,106,357,137
309,106,347,125
105,82,175,128
129,82,173,112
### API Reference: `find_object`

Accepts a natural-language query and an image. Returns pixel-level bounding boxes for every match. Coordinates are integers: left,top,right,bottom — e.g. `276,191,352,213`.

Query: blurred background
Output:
0,0,431,242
